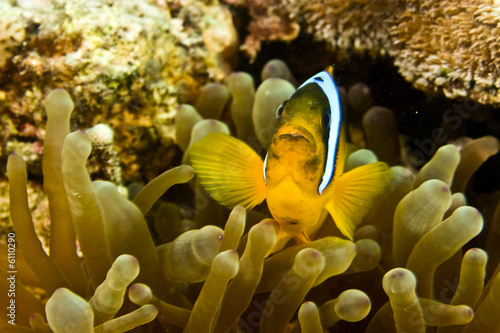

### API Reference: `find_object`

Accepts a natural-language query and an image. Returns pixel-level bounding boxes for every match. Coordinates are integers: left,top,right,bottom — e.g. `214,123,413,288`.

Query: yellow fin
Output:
190,132,266,210
266,230,310,257
325,162,393,240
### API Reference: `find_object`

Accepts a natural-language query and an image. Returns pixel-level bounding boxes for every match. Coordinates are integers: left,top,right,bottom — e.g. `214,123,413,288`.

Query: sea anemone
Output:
2,59,500,332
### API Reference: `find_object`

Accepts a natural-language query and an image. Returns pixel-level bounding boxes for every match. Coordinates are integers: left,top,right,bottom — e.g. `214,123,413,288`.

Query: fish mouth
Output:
274,125,317,152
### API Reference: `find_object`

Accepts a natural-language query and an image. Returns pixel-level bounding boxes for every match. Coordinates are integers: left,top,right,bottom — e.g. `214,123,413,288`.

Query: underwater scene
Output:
1,0,500,332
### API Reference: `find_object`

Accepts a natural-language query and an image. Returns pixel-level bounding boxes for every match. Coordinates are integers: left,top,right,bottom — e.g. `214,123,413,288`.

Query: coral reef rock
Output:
390,0,500,105
231,0,500,105
0,0,236,182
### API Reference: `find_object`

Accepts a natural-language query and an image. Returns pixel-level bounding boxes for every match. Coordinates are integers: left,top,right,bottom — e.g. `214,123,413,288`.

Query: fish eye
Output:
322,108,331,130
276,100,287,120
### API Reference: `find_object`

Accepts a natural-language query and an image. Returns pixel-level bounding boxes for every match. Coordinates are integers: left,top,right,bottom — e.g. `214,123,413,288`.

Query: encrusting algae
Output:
1,57,500,333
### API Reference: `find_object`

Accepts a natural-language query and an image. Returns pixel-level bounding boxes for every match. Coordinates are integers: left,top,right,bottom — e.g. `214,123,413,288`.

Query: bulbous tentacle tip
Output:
383,268,417,296
45,89,74,115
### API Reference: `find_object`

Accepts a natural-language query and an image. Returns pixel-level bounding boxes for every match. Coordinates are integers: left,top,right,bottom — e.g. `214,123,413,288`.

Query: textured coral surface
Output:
228,0,500,105
0,0,236,182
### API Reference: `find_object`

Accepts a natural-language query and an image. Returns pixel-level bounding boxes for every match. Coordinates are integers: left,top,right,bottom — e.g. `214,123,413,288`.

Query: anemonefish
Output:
190,67,393,251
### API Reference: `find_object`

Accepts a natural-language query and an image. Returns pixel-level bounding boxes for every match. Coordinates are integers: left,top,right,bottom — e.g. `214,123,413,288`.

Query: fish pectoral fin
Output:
190,132,266,210
325,162,393,240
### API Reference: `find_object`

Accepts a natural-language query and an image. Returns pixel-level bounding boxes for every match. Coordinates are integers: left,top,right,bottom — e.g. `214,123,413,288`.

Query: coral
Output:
299,0,403,59
0,1,25,68
231,0,300,59
2,59,500,333
225,0,405,60
227,0,500,104
389,0,500,104
0,0,236,182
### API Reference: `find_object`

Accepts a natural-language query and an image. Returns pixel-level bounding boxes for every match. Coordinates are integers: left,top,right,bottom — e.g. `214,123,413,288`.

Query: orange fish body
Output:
190,68,392,251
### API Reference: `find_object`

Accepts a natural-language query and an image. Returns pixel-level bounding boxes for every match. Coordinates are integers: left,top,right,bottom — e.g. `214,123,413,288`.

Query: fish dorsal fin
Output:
325,162,393,239
190,132,266,210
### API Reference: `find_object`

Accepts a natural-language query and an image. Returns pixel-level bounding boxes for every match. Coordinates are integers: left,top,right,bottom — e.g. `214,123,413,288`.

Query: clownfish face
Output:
263,69,344,233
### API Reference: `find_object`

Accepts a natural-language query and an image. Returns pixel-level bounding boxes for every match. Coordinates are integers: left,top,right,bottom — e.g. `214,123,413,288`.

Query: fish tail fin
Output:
325,162,393,240
190,132,266,210
266,231,291,256
266,230,309,257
